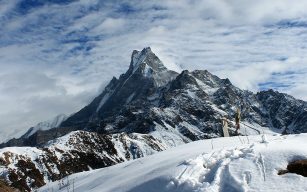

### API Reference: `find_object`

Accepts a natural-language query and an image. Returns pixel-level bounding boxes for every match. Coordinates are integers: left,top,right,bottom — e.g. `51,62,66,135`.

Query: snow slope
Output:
39,133,307,192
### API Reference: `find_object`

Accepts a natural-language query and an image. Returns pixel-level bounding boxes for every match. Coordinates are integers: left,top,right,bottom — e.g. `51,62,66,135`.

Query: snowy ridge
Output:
39,133,307,192
0,130,170,191
22,114,68,138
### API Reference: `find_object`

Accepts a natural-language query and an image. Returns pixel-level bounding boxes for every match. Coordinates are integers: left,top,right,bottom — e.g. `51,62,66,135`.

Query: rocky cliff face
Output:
0,47,306,191
257,90,307,133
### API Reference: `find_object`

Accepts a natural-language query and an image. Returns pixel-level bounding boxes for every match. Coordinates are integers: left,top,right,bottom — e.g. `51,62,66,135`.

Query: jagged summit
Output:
129,47,168,74
124,47,176,87
60,48,178,129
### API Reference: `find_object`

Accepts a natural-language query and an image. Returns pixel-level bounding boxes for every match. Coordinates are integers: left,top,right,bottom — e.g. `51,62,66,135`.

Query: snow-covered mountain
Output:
38,133,307,192
2,47,306,149
46,48,307,138
0,47,306,191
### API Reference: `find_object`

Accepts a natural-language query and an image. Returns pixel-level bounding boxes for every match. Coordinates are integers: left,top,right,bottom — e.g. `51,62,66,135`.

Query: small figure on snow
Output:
221,116,229,137
235,108,241,135
130,142,138,159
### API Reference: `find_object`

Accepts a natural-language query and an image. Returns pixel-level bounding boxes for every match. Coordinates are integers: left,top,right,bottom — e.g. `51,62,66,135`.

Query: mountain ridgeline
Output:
0,47,307,191
1,47,306,148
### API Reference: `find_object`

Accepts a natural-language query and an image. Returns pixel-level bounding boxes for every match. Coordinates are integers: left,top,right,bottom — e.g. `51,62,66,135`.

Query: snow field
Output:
39,133,307,192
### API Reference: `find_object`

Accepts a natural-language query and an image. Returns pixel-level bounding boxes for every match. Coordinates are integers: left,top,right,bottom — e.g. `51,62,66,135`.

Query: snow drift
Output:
39,133,307,192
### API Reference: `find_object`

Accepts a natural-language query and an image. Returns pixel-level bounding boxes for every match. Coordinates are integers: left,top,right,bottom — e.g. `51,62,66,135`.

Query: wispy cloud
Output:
0,0,307,141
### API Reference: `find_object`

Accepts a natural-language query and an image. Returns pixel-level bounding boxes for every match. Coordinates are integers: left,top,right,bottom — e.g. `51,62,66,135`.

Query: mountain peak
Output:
129,47,168,75
131,47,152,58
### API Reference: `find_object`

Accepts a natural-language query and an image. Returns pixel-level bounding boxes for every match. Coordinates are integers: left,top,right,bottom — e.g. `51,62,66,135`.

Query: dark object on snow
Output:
287,160,307,177
235,108,241,133
278,159,307,177
281,127,289,135
130,143,138,159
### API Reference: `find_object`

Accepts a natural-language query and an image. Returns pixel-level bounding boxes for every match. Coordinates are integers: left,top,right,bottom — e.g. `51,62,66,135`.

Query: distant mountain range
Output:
0,47,306,191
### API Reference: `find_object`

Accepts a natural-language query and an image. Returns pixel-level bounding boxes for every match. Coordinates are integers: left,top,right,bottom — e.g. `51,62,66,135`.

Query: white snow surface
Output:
39,133,307,192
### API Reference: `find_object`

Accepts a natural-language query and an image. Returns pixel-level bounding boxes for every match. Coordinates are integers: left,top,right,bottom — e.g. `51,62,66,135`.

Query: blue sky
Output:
0,0,307,141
